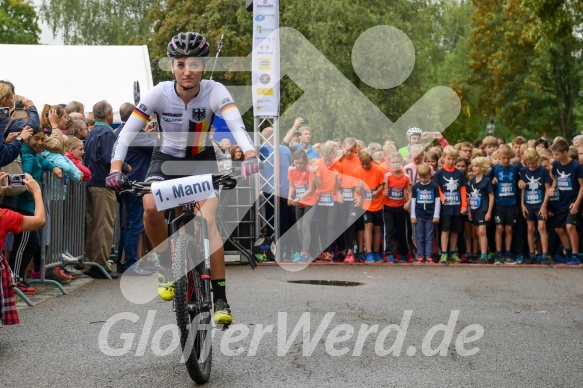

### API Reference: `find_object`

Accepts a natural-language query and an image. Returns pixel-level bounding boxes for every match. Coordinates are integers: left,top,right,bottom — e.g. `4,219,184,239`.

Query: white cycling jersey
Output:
112,80,254,162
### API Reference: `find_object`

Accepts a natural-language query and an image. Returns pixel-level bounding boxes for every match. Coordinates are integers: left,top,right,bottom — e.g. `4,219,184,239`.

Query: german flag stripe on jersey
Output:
131,109,149,122
221,103,237,115
188,116,212,156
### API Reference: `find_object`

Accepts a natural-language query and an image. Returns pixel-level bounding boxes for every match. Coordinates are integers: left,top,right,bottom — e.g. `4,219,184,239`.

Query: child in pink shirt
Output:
65,137,91,181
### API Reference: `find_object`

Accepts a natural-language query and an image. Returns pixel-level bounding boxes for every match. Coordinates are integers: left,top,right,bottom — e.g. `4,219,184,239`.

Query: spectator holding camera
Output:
1,172,46,321
0,83,37,167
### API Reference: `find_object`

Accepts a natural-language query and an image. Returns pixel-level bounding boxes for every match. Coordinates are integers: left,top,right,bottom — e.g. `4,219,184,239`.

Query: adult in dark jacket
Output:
82,100,130,278
113,102,156,276
0,84,37,167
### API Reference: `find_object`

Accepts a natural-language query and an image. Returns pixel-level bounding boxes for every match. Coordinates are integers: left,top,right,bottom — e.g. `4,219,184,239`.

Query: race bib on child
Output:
445,191,460,205
389,187,404,201
557,176,572,191
295,184,307,199
469,195,481,210
342,188,354,201
318,193,334,206
526,190,543,205
499,182,514,197
363,189,373,201
417,189,434,204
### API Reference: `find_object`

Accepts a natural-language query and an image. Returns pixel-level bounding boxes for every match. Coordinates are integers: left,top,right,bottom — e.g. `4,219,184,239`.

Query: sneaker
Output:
30,269,41,280
494,254,504,265
299,253,312,262
157,269,175,301
292,252,302,262
385,255,395,263
504,256,516,265
439,253,448,264
566,254,582,265
15,281,36,294
62,266,77,278
407,251,415,262
416,256,424,263
356,253,366,262
54,266,74,280
213,299,233,325
524,254,536,265
448,253,461,263
322,252,333,262
515,255,525,264
374,252,383,263
477,255,488,264
333,252,345,262
460,254,468,263
542,255,555,265
365,253,375,263
554,254,567,264
344,252,355,263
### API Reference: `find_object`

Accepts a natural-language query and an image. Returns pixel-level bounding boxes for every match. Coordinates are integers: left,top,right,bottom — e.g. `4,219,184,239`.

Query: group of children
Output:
285,133,583,266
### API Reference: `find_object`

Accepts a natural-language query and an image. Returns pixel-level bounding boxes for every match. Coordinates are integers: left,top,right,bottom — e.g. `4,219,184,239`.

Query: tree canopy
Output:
0,0,40,44
36,0,583,142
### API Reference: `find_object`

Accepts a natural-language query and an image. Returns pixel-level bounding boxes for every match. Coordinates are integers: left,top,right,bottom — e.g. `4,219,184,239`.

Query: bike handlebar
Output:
119,167,245,197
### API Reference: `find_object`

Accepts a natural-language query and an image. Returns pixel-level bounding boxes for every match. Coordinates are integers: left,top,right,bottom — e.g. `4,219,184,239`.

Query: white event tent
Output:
0,44,154,122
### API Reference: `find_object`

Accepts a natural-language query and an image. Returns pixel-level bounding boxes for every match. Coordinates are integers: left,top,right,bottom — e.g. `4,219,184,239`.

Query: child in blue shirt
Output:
410,164,440,263
550,139,583,265
468,157,493,264
489,144,520,264
519,148,552,264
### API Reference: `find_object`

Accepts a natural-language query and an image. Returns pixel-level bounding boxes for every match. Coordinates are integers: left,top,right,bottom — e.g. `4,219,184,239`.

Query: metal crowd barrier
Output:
28,172,108,293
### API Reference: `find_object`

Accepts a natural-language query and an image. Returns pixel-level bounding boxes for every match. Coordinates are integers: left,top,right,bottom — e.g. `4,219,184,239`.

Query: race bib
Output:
526,190,543,205
295,184,307,199
389,188,404,201
342,188,354,201
499,182,514,196
469,195,481,210
557,177,572,191
445,191,460,205
417,189,434,204
318,193,334,206
363,189,373,201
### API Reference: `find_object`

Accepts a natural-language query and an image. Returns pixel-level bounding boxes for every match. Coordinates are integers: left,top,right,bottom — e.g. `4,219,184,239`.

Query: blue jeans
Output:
122,194,145,269
415,219,435,258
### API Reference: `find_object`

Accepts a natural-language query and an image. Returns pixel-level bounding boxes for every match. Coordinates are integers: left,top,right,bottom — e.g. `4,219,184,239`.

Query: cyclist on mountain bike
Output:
106,32,260,325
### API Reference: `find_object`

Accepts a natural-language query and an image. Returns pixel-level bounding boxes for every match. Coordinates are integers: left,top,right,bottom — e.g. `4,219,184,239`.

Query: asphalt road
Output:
1,264,582,387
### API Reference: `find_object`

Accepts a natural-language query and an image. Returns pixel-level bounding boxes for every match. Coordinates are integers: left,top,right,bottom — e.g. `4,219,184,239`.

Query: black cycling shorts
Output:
145,147,218,182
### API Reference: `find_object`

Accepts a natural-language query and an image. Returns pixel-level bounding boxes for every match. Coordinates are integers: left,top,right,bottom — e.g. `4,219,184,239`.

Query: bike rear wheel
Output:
173,234,212,384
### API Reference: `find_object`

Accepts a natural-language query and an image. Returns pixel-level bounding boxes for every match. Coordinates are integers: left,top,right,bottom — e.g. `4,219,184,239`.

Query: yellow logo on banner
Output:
257,88,274,96
259,58,272,70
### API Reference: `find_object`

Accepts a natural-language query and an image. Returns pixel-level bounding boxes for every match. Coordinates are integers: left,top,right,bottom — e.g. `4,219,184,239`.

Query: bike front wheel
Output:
173,234,212,384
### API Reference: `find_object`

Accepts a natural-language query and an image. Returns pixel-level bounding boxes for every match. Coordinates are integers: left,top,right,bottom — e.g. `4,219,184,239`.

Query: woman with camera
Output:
0,83,38,168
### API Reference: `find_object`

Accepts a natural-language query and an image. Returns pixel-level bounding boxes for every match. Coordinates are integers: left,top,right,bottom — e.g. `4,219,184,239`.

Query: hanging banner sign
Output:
252,0,280,117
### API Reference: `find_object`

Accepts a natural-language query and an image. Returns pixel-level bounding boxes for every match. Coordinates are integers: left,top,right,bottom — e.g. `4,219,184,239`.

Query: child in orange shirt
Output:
332,138,361,262
288,150,318,262
314,142,343,261
353,150,385,263
383,152,412,263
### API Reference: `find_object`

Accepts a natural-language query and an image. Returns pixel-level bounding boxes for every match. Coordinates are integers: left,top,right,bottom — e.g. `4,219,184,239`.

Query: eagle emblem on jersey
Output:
192,108,206,122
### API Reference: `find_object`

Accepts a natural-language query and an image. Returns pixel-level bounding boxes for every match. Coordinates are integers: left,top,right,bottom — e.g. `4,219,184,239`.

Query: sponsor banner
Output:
151,175,216,211
252,0,279,116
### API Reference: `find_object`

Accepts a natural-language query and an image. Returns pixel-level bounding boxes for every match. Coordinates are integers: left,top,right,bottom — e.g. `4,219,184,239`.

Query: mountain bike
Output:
121,169,240,384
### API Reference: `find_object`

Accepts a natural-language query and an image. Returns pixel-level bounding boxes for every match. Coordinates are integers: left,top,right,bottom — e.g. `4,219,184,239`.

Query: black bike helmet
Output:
167,32,210,59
